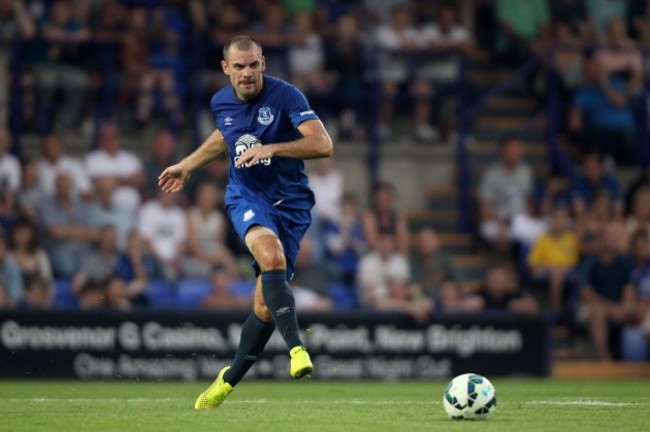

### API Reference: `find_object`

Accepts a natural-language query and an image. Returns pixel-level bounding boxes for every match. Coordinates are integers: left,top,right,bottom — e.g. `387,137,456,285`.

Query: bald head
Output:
222,35,263,61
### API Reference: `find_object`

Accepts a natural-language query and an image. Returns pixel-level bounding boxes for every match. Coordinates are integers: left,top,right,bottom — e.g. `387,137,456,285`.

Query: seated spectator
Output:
89,177,134,251
17,158,46,222
18,277,52,310
291,237,333,310
496,0,549,65
437,280,483,313
114,230,158,306
362,182,409,257
202,264,253,310
0,127,20,213
78,281,104,310
104,276,131,311
568,57,636,165
358,234,433,323
32,0,91,132
595,17,643,94
71,225,119,295
410,227,463,299
375,5,436,141
323,192,366,287
576,190,621,255
143,130,177,200
309,157,343,226
182,182,234,277
579,223,635,360
250,2,290,80
477,263,539,315
85,123,145,214
37,172,99,278
628,230,650,338
585,0,627,39
625,165,650,214
37,133,92,199
0,0,36,125
138,191,187,280
536,170,572,218
418,3,472,136
288,12,329,95
0,233,22,307
8,219,53,288
550,21,585,97
625,190,650,246
549,0,588,39
478,134,539,252
527,206,579,312
570,152,623,222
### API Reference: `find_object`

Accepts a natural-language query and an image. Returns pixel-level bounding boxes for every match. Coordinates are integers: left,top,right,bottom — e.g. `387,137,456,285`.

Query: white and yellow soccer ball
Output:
443,373,497,420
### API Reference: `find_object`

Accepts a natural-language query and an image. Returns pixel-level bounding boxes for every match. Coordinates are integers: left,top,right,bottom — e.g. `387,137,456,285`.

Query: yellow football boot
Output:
194,366,234,409
290,346,313,379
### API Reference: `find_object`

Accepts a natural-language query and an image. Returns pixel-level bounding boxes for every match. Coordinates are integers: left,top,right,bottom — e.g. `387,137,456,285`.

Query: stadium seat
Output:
620,326,648,362
53,279,78,309
176,278,212,309
229,279,255,297
146,279,178,309
328,281,359,310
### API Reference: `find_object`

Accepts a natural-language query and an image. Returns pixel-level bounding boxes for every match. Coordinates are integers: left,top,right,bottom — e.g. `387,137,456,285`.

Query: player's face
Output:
221,46,266,101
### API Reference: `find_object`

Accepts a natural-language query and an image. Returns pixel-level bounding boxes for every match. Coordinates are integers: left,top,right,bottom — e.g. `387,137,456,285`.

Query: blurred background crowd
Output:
1,0,650,362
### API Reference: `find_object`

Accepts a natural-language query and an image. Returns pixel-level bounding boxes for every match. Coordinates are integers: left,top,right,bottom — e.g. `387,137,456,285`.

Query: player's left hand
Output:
235,145,274,169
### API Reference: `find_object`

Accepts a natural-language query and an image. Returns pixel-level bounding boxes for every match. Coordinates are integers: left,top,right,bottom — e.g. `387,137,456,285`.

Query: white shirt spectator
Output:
0,152,20,192
419,23,471,82
357,250,410,306
376,24,421,83
479,162,533,220
86,149,143,213
38,156,92,196
138,200,187,262
309,166,342,223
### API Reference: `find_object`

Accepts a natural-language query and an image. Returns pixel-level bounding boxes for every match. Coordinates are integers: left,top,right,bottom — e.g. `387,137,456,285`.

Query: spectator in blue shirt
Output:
571,152,623,221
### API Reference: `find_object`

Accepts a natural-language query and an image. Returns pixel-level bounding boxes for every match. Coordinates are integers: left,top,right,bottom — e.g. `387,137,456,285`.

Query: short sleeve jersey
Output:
211,75,320,210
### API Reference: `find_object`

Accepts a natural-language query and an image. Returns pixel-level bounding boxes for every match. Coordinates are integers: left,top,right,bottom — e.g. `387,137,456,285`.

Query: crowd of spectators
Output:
1,0,650,361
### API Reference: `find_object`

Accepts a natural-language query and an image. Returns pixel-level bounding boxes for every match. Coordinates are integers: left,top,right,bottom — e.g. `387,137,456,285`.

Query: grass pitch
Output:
1,379,649,432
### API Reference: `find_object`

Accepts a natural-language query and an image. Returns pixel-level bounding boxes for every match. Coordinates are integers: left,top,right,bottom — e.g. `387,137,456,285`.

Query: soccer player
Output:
158,35,333,409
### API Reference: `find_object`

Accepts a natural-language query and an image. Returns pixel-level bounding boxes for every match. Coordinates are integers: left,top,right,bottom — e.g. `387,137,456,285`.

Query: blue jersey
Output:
211,75,320,210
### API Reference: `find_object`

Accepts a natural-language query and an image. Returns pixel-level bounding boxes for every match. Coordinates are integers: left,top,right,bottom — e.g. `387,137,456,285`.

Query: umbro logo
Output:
224,116,233,126
243,209,255,221
275,307,291,316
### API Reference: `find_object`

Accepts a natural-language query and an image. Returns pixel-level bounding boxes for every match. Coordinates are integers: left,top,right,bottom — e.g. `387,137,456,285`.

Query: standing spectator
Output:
323,192,366,287
7,219,53,288
85,123,144,214
0,0,36,126
496,0,550,65
375,5,435,141
89,177,133,251
418,3,473,136
37,171,99,278
478,134,535,252
595,17,643,94
580,223,635,360
37,133,92,198
138,190,187,280
308,157,342,225
362,182,410,257
143,130,177,200
527,206,579,312
570,152,623,222
568,57,636,165
33,0,91,132
477,263,539,314
357,234,432,322
0,127,20,213
182,182,234,277
410,227,463,299
0,233,22,306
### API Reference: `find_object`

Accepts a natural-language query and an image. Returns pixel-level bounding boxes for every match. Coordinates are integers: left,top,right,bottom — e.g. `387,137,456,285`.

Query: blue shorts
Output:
226,192,311,281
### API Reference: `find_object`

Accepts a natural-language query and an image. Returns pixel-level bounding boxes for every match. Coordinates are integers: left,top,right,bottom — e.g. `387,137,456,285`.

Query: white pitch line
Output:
526,400,640,407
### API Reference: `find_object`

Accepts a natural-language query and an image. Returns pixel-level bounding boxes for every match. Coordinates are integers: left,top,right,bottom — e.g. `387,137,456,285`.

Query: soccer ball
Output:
443,373,497,420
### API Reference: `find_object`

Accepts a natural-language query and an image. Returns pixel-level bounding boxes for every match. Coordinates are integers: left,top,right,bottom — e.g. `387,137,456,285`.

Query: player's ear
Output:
221,60,229,75
261,56,266,72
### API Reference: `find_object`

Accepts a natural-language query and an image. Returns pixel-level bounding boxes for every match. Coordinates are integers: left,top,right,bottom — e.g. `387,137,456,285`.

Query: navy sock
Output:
223,313,275,386
261,269,303,350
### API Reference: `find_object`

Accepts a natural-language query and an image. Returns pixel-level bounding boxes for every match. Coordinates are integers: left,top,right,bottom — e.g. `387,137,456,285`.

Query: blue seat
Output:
229,279,255,297
176,278,212,309
621,326,648,362
147,279,177,309
328,281,359,310
53,279,78,309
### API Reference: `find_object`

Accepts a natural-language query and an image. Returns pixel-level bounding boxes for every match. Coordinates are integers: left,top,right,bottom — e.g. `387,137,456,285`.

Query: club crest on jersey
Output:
257,106,274,126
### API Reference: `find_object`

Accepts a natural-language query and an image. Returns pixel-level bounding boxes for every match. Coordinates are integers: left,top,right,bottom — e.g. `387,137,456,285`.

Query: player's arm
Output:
159,128,228,193
234,119,333,169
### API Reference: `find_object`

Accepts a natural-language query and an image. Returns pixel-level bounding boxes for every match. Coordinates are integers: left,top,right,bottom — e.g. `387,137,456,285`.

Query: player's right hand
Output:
158,164,191,193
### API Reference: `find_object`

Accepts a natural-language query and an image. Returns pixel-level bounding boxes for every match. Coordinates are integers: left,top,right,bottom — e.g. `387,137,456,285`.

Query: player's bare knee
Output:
252,237,286,270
